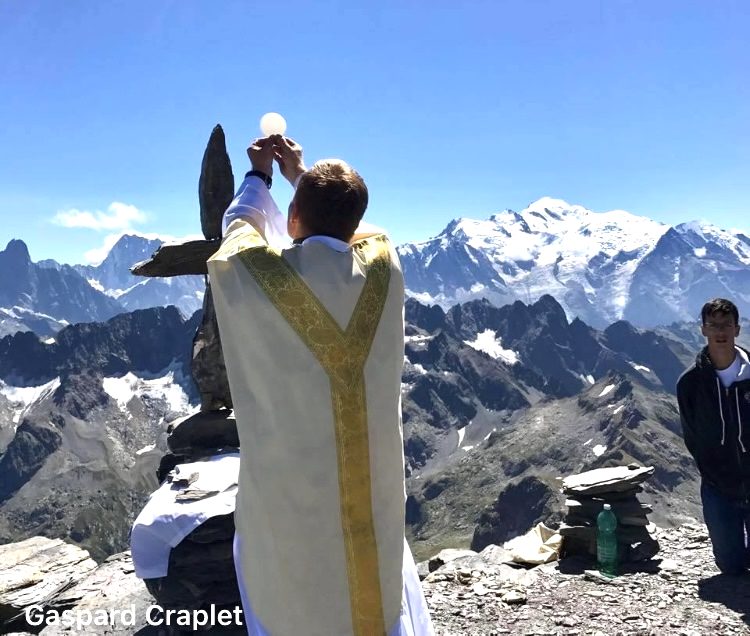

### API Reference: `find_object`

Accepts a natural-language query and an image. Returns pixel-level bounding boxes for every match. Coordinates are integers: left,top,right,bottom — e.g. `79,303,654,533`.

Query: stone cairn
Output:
130,125,241,612
558,464,660,563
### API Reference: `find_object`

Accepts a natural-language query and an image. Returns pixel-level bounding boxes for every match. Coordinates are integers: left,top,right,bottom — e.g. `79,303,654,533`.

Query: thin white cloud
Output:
53,201,147,231
83,234,124,265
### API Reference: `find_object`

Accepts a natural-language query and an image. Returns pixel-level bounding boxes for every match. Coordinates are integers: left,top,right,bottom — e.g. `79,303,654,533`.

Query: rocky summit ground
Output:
422,523,750,635
3,523,750,635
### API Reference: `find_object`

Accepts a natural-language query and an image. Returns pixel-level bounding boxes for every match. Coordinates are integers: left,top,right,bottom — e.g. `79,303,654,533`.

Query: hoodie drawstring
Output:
737,387,747,453
716,377,727,446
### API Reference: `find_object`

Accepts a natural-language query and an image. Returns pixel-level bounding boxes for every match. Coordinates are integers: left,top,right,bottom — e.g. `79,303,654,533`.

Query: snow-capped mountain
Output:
74,234,205,318
398,197,750,328
0,236,205,337
0,305,200,560
75,234,164,292
0,306,68,339
624,223,750,326
0,239,123,337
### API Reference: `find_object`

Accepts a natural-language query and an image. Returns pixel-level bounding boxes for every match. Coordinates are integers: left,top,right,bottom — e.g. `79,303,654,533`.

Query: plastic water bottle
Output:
597,503,618,577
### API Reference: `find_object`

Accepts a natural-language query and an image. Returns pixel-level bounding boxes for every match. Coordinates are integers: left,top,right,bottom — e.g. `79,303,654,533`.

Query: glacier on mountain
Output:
75,233,205,318
0,376,61,428
397,197,750,328
464,329,519,365
101,362,194,415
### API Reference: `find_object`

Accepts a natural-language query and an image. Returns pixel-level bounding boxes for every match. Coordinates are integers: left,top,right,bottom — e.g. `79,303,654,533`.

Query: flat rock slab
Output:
564,513,650,527
428,548,477,572
476,543,515,566
38,551,156,634
559,521,657,541
565,497,653,516
167,410,238,455
0,537,97,627
561,465,655,495
131,240,220,277
0,537,247,636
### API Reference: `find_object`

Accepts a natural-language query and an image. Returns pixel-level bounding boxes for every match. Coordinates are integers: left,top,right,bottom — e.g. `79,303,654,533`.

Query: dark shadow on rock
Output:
620,559,661,574
619,558,662,574
557,555,662,576
698,573,750,628
471,475,557,551
557,554,595,574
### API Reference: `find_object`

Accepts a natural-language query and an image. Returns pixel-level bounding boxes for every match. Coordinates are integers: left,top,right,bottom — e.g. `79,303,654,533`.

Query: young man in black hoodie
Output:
677,298,750,575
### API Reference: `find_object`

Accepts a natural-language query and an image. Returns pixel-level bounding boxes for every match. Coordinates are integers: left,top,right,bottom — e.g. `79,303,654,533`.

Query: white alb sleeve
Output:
221,176,290,248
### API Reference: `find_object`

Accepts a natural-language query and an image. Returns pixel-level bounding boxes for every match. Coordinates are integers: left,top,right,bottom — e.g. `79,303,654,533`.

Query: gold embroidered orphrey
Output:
238,235,392,636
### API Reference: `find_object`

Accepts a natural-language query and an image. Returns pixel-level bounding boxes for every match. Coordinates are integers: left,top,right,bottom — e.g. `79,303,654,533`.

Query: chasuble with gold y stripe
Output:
207,176,433,636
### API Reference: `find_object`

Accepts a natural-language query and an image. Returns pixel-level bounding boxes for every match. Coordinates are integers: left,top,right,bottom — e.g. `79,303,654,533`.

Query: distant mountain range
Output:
0,235,204,337
1,198,749,562
2,199,748,336
2,291,747,561
0,306,199,560
70,234,204,317
400,297,750,558
397,197,750,328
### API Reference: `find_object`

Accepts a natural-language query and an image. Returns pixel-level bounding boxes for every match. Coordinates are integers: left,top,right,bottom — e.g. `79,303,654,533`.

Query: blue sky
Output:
1,1,748,265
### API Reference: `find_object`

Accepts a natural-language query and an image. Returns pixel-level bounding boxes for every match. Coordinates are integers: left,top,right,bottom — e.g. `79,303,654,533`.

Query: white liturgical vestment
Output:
207,175,434,636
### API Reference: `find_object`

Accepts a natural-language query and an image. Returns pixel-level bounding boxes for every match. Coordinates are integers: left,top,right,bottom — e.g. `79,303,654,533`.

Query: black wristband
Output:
246,170,272,189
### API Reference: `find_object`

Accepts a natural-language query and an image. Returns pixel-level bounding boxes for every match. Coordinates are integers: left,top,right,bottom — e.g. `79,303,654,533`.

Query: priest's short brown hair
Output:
294,159,368,241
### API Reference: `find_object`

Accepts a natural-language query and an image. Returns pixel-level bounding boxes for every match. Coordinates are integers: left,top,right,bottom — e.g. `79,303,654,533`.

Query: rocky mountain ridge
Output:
0,239,123,338
0,306,200,561
0,236,204,338
400,295,694,468
1,294,747,572
400,296,750,561
72,234,204,318
5,197,749,337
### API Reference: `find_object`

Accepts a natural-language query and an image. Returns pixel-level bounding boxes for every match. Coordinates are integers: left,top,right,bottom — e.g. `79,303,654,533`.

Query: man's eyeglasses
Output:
703,322,737,332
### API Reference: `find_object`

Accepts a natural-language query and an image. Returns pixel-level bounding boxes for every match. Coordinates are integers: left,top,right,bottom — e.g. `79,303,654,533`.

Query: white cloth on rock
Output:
130,453,239,579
